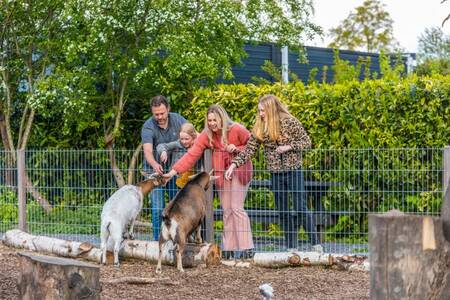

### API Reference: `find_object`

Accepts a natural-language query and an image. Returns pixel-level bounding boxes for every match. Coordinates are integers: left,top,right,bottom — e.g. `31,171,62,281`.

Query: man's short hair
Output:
151,95,169,108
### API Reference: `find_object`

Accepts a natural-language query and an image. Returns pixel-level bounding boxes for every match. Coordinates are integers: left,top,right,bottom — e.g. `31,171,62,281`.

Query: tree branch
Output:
127,143,143,184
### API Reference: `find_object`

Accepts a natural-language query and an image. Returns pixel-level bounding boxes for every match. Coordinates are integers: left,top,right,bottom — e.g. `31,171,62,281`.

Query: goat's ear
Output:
204,175,220,190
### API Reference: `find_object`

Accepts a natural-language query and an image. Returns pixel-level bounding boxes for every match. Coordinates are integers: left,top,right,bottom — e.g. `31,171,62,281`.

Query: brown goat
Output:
156,170,217,273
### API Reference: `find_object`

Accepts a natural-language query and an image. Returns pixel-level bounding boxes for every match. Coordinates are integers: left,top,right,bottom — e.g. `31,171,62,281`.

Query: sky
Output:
309,0,450,53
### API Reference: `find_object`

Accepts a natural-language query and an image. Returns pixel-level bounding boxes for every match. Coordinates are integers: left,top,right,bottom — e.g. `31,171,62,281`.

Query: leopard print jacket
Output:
232,116,311,172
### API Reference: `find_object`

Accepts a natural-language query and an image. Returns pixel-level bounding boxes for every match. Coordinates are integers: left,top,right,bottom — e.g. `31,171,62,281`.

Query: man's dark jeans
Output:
271,170,318,248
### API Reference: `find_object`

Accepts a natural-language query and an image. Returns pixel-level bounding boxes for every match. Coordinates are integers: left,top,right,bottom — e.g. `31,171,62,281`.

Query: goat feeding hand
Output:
100,173,166,267
156,171,218,273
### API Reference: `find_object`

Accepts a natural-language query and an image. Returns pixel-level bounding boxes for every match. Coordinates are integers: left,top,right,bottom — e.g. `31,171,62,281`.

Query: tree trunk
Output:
106,144,125,188
369,214,450,299
18,252,100,300
253,251,368,271
3,229,221,268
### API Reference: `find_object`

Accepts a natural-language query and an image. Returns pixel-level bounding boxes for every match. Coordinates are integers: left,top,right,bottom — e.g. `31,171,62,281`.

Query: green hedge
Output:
187,74,450,148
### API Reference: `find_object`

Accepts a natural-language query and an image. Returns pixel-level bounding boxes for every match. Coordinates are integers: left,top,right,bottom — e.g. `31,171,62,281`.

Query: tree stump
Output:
369,213,450,299
18,252,101,300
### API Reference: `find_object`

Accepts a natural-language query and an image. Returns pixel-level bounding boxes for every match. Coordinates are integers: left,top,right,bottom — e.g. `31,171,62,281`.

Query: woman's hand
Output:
160,151,168,164
276,145,292,155
224,163,237,181
225,144,237,153
163,169,178,179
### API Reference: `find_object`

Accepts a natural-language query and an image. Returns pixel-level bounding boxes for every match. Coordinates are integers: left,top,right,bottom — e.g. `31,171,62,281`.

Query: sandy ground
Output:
0,242,369,299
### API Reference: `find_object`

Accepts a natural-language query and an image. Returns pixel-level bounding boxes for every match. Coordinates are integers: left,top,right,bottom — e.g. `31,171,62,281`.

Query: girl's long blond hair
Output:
180,122,198,140
204,104,233,147
253,94,293,142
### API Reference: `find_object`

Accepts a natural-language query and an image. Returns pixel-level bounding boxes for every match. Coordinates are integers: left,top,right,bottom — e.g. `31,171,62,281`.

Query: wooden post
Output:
204,149,214,243
18,252,100,300
441,146,450,241
17,149,26,232
369,213,450,299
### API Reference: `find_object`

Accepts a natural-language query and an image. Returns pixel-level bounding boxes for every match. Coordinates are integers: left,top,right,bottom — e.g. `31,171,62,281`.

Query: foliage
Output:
415,27,450,76
0,0,67,152
415,58,450,76
27,201,102,235
1,0,322,151
189,75,450,148
327,0,398,53
0,188,18,232
417,27,450,62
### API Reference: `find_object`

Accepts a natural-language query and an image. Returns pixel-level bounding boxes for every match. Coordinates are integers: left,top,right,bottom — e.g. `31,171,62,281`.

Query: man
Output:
141,95,186,240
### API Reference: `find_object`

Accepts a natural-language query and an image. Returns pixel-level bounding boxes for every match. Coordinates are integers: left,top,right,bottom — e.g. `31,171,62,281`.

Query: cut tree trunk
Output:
3,229,221,268
253,251,368,271
18,252,100,300
369,213,450,299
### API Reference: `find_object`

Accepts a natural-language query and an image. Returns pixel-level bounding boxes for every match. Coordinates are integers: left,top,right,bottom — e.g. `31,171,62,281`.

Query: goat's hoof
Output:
178,268,185,273
129,234,135,240
114,262,120,268
155,268,161,274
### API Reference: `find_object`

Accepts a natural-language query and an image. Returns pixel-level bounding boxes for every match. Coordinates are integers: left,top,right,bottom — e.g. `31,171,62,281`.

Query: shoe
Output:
222,250,234,259
311,244,324,253
241,248,255,259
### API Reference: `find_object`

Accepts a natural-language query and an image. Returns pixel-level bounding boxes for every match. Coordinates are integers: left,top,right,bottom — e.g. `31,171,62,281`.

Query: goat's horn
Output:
208,169,214,176
141,170,159,179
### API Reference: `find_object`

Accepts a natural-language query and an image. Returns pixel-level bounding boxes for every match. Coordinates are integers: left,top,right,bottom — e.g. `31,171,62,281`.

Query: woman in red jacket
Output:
164,104,254,259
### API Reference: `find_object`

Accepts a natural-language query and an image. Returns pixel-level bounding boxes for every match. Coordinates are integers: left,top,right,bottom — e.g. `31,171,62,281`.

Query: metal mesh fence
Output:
0,148,444,255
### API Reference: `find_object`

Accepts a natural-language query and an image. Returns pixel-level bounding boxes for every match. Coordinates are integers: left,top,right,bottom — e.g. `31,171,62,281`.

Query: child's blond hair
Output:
180,122,198,140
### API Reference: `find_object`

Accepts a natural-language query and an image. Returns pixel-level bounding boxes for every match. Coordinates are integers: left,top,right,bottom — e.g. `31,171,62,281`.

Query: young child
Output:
156,122,200,188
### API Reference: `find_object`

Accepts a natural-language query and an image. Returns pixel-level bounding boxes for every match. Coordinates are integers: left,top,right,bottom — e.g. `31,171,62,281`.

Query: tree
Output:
442,0,450,26
417,27,450,61
328,0,397,53
0,0,72,211
415,27,450,76
1,0,321,186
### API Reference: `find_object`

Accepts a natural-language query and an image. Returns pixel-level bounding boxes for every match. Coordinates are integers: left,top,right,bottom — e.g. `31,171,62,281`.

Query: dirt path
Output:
0,242,369,299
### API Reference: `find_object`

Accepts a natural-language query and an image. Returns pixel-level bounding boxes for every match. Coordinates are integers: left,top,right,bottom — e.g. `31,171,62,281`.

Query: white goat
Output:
100,173,165,267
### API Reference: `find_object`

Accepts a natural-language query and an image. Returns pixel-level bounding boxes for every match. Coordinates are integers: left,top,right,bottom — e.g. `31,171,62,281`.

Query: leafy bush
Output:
189,74,450,148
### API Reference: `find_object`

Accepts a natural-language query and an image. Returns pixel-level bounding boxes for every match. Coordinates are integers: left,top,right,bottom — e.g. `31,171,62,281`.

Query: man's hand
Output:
151,162,164,175
276,145,292,155
160,151,168,164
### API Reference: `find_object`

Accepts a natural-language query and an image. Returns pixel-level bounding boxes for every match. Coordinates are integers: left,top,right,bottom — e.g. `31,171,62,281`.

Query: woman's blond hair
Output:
204,104,233,146
253,94,292,142
180,122,198,140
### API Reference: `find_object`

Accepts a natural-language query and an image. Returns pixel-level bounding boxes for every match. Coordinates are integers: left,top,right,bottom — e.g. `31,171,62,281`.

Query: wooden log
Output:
18,252,100,300
3,229,220,268
253,251,369,271
369,214,450,299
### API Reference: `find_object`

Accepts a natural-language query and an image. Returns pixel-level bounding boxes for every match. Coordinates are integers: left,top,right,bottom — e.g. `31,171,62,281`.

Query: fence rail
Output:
0,147,446,255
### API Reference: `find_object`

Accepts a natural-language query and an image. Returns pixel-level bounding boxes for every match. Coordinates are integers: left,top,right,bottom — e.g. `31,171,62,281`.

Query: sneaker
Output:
222,250,234,259
241,248,255,259
311,244,324,253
